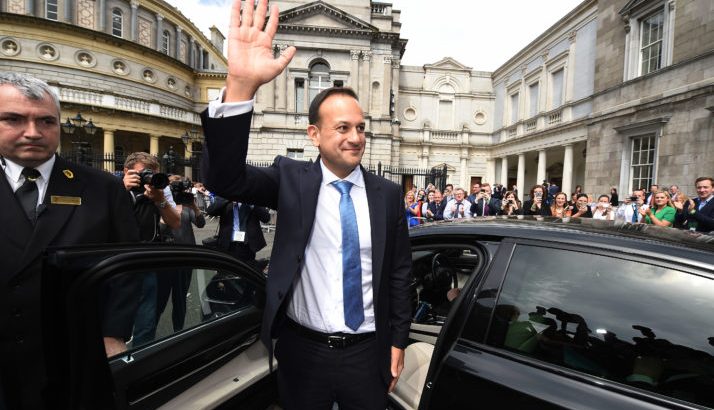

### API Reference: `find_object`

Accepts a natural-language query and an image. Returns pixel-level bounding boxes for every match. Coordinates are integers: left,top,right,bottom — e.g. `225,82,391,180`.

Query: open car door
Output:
41,244,276,409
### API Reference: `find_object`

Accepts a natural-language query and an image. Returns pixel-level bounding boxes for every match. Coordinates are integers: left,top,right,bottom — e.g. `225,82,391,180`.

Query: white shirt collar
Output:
319,159,364,189
2,155,55,183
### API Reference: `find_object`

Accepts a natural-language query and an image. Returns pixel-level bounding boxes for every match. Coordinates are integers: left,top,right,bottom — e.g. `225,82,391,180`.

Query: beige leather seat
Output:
390,342,434,410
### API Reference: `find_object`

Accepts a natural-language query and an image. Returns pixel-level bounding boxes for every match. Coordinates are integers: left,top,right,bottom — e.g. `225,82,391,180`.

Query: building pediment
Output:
279,1,377,33
619,0,651,17
424,57,472,71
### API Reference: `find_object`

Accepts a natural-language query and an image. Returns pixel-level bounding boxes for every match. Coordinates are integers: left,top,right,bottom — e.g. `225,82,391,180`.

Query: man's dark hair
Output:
695,176,714,185
308,86,359,125
445,183,453,189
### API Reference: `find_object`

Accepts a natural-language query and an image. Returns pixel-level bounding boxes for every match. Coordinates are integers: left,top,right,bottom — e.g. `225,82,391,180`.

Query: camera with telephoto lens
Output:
170,179,195,205
131,168,169,195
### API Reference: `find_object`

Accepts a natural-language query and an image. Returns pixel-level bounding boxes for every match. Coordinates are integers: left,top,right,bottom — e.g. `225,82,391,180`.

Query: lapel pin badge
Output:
63,169,74,179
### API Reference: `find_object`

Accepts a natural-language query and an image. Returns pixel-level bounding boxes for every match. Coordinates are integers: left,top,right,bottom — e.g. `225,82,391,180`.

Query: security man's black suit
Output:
206,196,270,263
0,155,139,408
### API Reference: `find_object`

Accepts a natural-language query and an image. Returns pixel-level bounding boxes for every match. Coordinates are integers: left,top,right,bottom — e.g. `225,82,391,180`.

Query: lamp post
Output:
61,112,98,166
180,126,203,180
162,146,178,175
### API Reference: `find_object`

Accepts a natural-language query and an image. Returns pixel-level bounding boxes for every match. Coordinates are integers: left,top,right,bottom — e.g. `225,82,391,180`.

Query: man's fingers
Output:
253,0,268,29
274,46,296,71
242,0,255,28
264,4,280,38
388,377,399,393
229,0,242,29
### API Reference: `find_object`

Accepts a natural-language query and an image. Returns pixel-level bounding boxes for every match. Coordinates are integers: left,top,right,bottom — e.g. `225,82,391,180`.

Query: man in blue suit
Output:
674,177,714,232
200,1,412,409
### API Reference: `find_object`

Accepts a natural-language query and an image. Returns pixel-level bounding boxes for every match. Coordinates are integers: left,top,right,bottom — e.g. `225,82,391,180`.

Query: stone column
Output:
130,0,138,41
537,149,547,185
460,149,469,189
562,144,574,198
155,13,163,51
565,31,577,103
198,46,204,70
175,26,182,60
25,0,33,16
517,153,525,199
350,50,360,96
184,148,192,179
383,56,392,117
150,135,159,156
500,156,509,186
103,129,115,171
360,51,372,114
189,38,195,68
275,44,288,110
98,0,106,31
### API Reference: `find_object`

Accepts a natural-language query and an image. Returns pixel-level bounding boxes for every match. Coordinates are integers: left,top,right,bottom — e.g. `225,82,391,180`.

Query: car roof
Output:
409,217,714,266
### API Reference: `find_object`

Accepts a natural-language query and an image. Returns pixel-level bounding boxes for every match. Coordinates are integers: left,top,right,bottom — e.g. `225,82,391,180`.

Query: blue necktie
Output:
632,204,638,223
331,180,364,331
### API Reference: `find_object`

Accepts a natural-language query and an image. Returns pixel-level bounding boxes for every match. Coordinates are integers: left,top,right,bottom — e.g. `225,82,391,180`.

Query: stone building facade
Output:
0,0,228,177
2,0,711,197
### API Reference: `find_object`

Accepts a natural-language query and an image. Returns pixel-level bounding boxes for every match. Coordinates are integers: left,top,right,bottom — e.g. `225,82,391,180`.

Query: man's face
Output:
0,85,60,167
483,186,492,195
633,190,645,200
650,185,658,193
471,184,480,194
443,187,452,196
454,189,465,201
669,185,679,195
434,191,442,203
307,94,365,178
696,179,713,200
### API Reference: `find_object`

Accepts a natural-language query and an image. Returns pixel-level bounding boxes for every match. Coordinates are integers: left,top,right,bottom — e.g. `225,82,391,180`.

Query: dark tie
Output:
15,167,41,224
331,180,364,331
483,200,489,216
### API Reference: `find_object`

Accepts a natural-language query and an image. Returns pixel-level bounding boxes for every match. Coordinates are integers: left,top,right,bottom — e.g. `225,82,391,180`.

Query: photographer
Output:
522,185,547,216
615,189,646,223
571,193,593,218
593,194,615,220
499,191,521,216
122,152,180,346
471,183,500,217
156,177,205,332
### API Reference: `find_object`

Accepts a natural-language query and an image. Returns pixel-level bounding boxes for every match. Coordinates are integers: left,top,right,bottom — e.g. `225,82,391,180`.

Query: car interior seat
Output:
390,342,435,410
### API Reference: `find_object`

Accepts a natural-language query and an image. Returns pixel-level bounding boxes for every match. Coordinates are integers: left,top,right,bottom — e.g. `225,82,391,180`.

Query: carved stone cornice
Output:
350,50,361,60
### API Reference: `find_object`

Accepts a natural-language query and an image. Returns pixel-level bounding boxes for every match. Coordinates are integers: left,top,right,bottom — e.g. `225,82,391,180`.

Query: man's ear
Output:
307,124,320,147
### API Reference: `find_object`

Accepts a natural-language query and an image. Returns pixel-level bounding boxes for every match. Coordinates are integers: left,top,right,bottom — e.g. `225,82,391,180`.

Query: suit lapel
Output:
12,157,86,280
0,166,34,272
299,158,322,242
363,168,386,308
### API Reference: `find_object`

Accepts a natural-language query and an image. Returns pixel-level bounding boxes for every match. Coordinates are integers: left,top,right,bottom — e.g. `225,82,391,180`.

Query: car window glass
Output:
412,246,481,324
487,245,714,408
103,267,261,354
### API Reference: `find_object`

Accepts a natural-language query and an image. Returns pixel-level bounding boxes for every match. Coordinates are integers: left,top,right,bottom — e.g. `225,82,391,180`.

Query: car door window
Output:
487,245,714,408
102,266,262,353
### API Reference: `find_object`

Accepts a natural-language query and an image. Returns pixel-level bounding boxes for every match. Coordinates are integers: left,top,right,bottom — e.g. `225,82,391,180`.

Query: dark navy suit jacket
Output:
201,110,412,383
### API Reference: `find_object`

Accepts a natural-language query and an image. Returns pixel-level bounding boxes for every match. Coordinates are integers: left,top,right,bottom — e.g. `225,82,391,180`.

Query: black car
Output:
41,218,714,409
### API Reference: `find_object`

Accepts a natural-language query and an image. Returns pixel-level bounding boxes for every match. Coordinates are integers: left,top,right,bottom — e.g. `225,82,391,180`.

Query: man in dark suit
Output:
206,196,270,268
471,183,501,216
0,73,140,408
200,2,411,409
674,177,714,232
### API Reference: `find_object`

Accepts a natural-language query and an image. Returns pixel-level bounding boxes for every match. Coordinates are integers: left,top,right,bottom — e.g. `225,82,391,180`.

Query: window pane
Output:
112,9,123,37
510,93,519,124
551,69,564,108
46,0,58,20
487,246,714,408
528,83,539,118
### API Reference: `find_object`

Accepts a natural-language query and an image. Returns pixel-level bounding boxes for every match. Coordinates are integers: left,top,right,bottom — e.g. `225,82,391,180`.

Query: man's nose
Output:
24,119,42,138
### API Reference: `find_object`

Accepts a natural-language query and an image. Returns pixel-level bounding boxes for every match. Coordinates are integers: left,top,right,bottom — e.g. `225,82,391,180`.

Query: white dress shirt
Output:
208,90,375,334
2,155,55,206
443,198,472,219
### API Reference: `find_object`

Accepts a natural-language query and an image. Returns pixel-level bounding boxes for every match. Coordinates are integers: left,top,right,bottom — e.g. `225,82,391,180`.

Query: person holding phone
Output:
593,194,615,220
572,193,593,218
522,185,547,216
500,191,521,216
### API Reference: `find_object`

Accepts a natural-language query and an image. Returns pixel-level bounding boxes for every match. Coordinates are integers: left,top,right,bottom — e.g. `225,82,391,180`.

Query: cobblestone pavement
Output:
192,216,275,260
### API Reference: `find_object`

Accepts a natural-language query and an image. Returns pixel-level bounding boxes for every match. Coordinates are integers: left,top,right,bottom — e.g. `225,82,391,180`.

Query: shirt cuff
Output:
207,87,255,118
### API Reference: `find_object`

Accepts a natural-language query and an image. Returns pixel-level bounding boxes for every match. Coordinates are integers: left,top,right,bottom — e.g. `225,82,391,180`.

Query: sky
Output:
168,0,583,72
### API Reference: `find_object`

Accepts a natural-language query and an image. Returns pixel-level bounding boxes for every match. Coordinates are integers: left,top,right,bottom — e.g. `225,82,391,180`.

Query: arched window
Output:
111,9,123,37
308,62,330,102
46,0,58,20
161,30,171,55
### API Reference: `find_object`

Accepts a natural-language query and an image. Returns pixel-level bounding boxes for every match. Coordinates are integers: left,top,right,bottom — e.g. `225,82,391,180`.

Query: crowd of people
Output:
404,178,714,233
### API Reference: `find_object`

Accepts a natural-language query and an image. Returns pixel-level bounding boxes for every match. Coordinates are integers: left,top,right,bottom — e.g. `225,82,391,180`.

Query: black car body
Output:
40,218,714,409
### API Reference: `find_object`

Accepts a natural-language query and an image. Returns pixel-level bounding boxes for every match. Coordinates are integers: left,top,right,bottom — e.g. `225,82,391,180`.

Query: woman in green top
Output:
640,191,676,227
